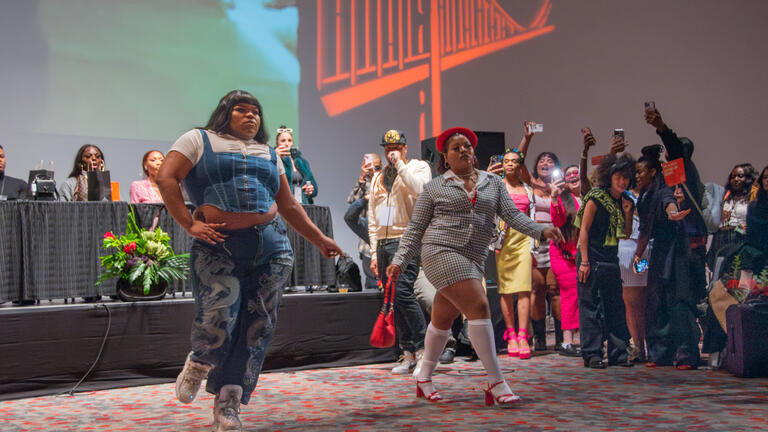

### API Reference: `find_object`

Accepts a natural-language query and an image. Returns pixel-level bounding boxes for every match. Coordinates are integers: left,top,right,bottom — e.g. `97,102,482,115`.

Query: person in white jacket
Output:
368,129,432,374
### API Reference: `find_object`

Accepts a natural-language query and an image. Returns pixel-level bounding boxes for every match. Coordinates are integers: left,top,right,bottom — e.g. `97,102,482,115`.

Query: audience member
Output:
59,144,106,201
493,147,535,359
130,150,165,203
345,153,382,289
575,153,635,368
275,126,317,204
705,163,755,268
515,125,562,350
642,107,707,369
368,129,431,374
549,164,582,356
0,145,29,200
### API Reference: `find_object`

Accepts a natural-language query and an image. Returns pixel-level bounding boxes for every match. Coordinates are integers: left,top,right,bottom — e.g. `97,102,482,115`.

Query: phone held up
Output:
634,258,649,274
613,128,625,139
527,123,544,134
644,101,656,112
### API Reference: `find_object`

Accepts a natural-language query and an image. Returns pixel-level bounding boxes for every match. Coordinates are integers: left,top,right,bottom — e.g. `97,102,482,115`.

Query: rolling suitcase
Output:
726,300,768,377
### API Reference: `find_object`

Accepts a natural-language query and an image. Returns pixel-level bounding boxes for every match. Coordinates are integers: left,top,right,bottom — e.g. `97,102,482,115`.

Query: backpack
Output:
334,254,362,292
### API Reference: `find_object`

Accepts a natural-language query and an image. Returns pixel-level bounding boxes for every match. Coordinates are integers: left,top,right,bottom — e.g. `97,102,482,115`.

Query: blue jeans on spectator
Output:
377,238,426,353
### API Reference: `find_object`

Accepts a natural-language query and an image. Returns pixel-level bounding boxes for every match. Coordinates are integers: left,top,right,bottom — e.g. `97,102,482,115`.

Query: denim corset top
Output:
184,129,280,213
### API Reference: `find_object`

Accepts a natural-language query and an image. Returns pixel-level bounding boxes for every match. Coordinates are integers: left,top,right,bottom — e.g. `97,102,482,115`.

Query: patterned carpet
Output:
1,352,766,432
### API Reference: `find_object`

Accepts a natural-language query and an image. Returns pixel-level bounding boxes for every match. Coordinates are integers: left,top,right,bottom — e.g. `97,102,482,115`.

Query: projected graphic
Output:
315,0,554,140
33,0,298,142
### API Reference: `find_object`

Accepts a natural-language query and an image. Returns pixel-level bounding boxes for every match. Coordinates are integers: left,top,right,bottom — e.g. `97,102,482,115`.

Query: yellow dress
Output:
495,221,533,294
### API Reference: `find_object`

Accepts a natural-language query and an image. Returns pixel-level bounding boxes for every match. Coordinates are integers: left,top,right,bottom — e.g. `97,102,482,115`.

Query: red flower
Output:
123,242,137,254
725,279,740,289
104,232,115,239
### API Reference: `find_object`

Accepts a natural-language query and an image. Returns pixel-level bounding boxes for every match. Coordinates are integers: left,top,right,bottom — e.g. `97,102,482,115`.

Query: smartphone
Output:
551,168,563,181
581,127,592,136
613,128,625,139
634,259,649,273
644,101,656,112
290,148,298,157
527,123,544,133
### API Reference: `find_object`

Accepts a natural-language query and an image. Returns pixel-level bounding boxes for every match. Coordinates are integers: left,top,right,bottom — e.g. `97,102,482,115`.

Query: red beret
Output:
435,127,477,153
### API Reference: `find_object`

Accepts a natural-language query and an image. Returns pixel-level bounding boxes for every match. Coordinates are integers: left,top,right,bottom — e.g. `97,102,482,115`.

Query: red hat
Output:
435,127,477,153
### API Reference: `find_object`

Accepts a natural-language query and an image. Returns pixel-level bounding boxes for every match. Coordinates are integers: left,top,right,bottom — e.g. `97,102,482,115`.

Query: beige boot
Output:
175,352,213,404
212,385,243,432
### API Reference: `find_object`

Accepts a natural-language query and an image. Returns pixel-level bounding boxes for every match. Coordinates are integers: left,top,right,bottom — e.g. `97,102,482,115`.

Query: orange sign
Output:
662,158,686,186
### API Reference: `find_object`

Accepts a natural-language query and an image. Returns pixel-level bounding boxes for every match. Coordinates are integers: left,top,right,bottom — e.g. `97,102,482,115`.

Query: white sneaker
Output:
411,349,425,377
392,351,416,374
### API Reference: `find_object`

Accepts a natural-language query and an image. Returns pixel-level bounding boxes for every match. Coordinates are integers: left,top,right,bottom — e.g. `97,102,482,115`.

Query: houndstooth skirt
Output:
421,242,489,290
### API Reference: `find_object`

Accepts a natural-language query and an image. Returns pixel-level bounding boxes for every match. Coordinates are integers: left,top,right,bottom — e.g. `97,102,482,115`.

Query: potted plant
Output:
96,207,190,301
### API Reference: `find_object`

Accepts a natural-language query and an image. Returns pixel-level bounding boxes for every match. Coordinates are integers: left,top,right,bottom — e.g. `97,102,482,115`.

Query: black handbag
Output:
335,254,362,292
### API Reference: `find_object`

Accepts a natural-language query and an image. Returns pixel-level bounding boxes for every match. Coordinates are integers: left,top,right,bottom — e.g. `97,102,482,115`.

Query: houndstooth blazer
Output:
392,170,544,269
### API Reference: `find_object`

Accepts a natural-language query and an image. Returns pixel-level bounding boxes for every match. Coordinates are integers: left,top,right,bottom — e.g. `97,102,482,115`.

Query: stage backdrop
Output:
1,1,767,269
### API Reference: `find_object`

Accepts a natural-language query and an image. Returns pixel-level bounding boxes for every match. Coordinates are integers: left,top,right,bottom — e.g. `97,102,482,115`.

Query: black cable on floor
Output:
56,303,112,397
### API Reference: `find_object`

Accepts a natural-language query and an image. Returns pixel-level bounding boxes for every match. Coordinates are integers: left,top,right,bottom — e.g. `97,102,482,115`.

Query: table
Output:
0,202,335,301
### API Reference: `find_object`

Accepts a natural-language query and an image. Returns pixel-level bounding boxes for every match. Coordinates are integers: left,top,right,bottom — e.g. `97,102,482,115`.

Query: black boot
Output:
554,319,563,351
532,319,547,351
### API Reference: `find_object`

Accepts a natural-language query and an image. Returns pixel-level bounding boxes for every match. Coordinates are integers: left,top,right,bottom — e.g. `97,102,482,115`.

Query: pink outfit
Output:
129,178,163,204
550,195,580,331
510,193,530,214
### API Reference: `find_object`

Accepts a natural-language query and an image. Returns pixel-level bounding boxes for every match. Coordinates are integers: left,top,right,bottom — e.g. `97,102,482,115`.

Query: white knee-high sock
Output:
468,318,504,385
417,323,451,381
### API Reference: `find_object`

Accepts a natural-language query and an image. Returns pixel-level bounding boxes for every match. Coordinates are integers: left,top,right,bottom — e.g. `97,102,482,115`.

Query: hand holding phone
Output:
644,101,656,112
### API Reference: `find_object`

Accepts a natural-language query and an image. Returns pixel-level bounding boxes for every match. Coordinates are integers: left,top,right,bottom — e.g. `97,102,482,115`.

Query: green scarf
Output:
574,188,625,246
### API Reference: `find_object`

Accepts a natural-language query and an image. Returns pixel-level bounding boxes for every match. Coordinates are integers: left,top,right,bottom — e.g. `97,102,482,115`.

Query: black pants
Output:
576,257,631,364
377,239,426,352
646,246,704,367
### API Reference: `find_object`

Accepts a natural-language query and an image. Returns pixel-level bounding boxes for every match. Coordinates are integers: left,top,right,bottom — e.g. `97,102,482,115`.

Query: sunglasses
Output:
276,127,293,134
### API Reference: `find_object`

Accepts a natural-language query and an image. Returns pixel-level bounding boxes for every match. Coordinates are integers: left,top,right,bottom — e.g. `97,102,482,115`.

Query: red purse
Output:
370,278,396,348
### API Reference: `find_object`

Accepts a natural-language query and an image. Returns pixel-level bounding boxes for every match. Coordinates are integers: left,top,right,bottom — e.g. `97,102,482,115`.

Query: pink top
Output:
510,193,530,214
550,195,581,256
130,178,163,204
534,195,552,223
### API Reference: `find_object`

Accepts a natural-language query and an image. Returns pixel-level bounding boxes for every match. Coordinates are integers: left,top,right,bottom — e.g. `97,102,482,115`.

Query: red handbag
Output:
370,278,396,348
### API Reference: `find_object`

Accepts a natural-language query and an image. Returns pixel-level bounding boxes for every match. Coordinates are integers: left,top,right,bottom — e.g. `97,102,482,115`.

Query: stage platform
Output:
1,352,765,431
0,291,395,401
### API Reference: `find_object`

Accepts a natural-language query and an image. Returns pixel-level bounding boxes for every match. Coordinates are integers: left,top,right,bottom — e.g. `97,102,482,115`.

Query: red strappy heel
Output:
517,328,531,360
504,328,519,357
416,379,442,402
484,381,521,407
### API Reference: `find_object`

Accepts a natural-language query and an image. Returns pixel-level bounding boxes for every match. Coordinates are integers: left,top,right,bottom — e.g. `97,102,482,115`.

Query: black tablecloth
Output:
0,202,335,301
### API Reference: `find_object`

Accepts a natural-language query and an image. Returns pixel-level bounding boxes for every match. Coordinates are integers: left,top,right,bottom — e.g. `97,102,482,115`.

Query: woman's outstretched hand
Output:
315,235,343,258
542,226,565,244
385,264,402,283
186,220,228,244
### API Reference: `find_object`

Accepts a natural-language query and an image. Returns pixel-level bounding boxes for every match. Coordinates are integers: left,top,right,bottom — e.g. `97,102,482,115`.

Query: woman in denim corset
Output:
157,90,341,432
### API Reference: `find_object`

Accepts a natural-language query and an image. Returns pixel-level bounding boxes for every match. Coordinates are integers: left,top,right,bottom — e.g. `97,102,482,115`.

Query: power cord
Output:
57,303,112,397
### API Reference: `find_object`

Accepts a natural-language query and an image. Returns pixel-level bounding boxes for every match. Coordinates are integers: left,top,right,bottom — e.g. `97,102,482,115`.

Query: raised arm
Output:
517,121,536,184
396,159,432,196
579,128,596,196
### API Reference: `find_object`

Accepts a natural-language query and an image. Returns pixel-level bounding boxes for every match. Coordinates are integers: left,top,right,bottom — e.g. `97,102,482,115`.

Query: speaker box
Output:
421,131,505,178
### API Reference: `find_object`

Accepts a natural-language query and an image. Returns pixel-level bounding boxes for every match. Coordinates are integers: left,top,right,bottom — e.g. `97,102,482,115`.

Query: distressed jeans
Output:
189,217,293,404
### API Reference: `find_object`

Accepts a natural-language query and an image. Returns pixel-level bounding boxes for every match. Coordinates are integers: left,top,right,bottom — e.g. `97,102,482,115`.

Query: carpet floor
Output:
1,352,766,432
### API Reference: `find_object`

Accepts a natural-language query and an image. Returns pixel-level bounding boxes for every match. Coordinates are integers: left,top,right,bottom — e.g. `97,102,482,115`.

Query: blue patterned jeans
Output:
188,217,293,404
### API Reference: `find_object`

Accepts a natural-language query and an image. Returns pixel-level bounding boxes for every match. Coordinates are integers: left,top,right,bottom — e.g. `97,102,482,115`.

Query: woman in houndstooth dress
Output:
387,127,563,407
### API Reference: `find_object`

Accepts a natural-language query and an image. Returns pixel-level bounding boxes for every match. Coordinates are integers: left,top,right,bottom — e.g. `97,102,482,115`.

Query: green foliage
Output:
96,206,190,295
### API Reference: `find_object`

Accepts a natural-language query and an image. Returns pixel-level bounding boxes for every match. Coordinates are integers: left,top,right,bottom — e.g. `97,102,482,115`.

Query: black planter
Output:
116,278,168,302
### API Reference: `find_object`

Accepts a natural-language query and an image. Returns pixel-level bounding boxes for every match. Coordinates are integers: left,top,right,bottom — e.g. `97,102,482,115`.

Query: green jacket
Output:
282,149,318,204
